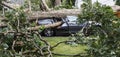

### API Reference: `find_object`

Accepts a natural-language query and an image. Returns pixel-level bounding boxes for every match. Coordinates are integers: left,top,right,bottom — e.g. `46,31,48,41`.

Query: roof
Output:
111,5,120,12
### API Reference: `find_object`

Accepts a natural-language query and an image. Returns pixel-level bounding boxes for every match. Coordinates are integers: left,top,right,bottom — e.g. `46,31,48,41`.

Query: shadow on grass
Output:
43,37,87,57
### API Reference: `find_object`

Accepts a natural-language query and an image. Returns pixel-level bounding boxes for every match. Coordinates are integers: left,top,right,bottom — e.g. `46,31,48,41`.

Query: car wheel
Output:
83,28,94,36
83,28,89,36
43,28,54,37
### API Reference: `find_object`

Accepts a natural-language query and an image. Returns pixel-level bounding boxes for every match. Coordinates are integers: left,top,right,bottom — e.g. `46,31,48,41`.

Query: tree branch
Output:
27,21,63,31
1,1,21,10
34,32,53,57
40,0,50,11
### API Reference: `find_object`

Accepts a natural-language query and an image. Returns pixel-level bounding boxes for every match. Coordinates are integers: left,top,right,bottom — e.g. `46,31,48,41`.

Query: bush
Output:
73,1,120,57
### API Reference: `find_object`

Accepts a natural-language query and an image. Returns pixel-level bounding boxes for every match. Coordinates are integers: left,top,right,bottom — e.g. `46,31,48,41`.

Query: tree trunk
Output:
28,0,31,11
40,0,50,11
55,0,61,7
29,9,81,21
27,21,63,31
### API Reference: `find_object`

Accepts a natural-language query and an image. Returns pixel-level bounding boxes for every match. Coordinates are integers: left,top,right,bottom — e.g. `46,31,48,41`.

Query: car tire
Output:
43,28,54,37
83,28,89,36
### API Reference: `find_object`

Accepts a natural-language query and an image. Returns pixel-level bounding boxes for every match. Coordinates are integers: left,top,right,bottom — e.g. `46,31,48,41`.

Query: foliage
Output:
23,0,40,11
54,0,75,10
0,0,86,57
0,7,54,57
62,0,75,8
0,6,85,57
115,0,120,6
46,0,55,8
2,0,120,57
0,0,4,10
72,1,120,57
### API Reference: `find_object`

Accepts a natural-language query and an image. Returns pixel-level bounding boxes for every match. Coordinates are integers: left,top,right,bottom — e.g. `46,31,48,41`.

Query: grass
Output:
43,36,87,57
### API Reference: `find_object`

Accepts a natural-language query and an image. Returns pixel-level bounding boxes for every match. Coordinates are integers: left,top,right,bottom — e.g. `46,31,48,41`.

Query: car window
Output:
38,19,53,25
66,16,78,26
66,16,78,22
53,18,62,22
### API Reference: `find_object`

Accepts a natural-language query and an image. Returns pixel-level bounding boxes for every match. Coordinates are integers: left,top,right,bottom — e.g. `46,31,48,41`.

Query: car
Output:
38,16,101,36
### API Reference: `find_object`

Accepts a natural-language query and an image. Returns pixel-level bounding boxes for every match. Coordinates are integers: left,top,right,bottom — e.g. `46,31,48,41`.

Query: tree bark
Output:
28,0,31,11
0,21,63,30
40,0,50,11
29,9,81,21
1,1,21,10
55,0,61,7
27,21,63,31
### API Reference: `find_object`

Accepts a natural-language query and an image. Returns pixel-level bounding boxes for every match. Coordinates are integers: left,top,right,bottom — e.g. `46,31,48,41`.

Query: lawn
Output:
43,36,87,57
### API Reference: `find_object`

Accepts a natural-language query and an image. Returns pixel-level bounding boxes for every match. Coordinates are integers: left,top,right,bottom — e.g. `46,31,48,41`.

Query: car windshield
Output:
38,19,53,25
66,16,78,22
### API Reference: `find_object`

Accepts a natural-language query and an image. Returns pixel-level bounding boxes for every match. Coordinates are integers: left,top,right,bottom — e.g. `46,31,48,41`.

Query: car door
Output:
53,17,69,35
38,18,54,36
66,16,82,33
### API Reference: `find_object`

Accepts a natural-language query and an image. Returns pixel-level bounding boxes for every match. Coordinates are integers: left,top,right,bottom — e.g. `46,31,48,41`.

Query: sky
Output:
76,0,116,8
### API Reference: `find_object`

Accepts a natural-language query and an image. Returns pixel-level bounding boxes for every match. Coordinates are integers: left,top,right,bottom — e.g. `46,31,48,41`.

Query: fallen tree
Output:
29,9,81,21
1,1,119,29
0,9,81,20
28,21,63,31
0,1,81,19
0,9,81,28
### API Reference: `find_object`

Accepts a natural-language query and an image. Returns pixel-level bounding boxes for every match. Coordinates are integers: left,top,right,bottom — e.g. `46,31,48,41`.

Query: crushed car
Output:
38,16,101,36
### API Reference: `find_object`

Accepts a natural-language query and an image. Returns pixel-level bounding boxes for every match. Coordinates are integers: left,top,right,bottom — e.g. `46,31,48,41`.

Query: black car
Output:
38,16,101,36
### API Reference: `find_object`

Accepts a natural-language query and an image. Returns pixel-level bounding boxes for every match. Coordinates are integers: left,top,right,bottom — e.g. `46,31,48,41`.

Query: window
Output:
38,19,53,25
66,16,78,22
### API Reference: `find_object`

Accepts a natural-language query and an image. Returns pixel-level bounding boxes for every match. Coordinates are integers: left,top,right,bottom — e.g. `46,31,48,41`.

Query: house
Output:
111,5,120,18
75,0,115,9
76,0,120,18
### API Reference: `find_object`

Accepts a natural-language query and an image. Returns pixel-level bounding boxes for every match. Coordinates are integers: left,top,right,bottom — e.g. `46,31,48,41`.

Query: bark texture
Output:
29,9,81,20
27,21,63,31
1,1,21,10
55,0,61,7
40,0,50,11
